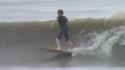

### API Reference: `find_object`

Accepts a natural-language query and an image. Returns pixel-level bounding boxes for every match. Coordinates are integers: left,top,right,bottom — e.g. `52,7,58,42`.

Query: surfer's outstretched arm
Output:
51,18,59,27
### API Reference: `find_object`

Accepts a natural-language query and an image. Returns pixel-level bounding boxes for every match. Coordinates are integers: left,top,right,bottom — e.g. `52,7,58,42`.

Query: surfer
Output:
51,9,75,50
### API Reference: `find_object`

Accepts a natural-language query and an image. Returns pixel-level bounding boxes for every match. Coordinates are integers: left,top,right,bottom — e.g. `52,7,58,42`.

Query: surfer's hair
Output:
58,9,64,15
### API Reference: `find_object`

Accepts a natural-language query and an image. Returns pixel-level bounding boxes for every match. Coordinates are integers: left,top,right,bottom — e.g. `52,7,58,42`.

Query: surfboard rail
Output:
39,47,71,53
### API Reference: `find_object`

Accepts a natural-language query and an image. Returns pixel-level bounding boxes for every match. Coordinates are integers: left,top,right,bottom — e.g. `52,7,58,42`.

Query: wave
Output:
0,18,124,52
0,18,125,67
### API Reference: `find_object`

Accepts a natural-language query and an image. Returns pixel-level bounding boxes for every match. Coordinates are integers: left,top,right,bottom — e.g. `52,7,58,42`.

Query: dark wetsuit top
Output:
57,16,68,28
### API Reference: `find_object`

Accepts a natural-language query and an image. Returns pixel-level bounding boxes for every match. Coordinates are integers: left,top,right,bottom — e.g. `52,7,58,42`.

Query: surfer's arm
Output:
51,18,59,27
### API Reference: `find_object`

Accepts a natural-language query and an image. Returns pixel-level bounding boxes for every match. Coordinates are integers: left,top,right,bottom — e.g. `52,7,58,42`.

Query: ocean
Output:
0,0,125,22
0,0,125,70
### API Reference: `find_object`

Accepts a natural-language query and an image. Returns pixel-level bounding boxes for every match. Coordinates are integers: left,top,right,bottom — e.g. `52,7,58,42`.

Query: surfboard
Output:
39,47,71,54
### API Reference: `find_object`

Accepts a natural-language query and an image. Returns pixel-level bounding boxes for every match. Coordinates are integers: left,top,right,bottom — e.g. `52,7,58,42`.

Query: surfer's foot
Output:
56,47,61,50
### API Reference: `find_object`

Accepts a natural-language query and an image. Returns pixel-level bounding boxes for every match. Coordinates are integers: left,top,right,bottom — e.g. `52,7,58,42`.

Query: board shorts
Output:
56,28,69,41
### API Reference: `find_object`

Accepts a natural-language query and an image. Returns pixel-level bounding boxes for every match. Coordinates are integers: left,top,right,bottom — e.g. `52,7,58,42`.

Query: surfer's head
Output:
57,9,63,16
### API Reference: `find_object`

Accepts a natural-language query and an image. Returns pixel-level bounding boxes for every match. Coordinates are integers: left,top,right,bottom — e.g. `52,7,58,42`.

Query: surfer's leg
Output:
56,38,61,50
64,28,75,48
56,29,63,50
67,41,74,48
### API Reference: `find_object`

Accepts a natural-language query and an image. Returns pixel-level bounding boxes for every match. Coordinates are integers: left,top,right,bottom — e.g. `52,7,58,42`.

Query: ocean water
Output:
0,0,125,22
0,0,125,70
1,67,125,70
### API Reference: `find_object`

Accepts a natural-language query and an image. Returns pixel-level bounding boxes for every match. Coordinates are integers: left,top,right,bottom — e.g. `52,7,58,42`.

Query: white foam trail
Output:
118,26,125,46
69,31,109,56
101,26,125,55
69,25,125,57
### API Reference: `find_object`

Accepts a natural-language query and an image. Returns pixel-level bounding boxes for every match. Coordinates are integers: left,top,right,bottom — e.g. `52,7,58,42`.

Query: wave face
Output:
0,19,125,67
